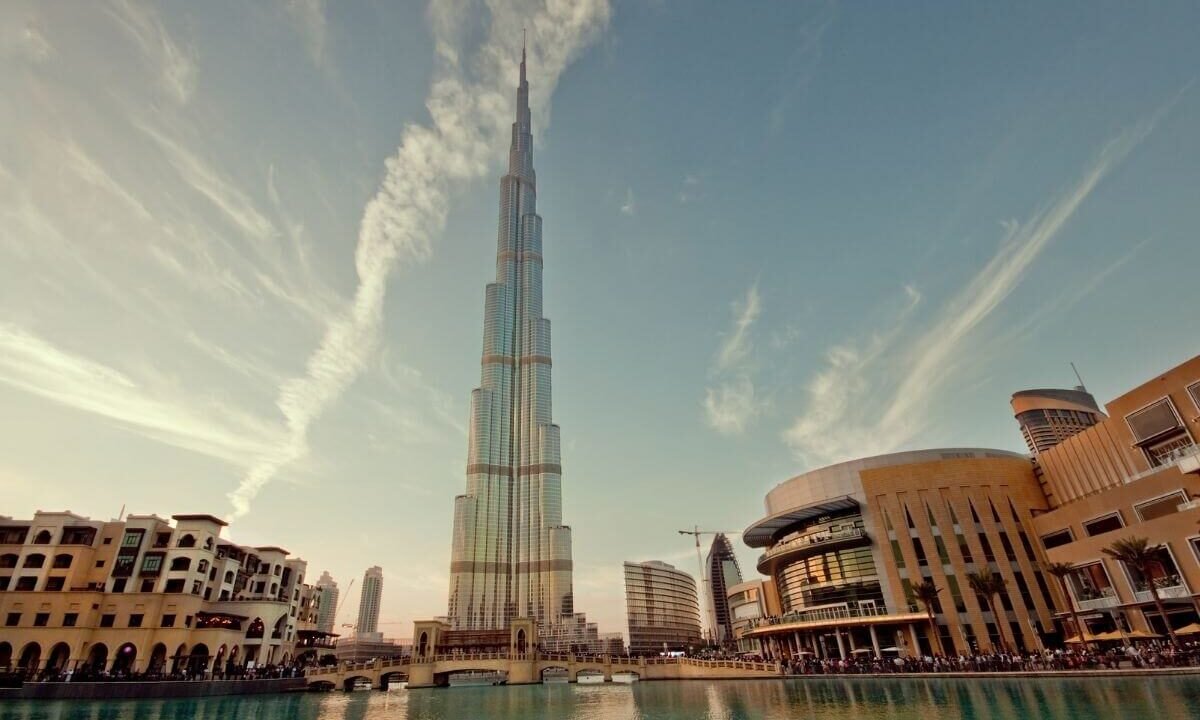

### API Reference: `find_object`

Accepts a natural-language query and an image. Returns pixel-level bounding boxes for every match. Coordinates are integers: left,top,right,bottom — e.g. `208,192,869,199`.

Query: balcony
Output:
757,528,869,572
1075,588,1120,611
1133,579,1191,604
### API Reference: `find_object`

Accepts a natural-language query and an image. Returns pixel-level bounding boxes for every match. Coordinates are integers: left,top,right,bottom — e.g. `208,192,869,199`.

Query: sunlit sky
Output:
2,1,1199,639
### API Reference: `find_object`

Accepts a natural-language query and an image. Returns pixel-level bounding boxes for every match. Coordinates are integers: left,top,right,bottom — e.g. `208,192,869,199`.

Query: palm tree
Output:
913,580,943,656
1103,536,1179,648
967,571,1011,652
1045,562,1089,649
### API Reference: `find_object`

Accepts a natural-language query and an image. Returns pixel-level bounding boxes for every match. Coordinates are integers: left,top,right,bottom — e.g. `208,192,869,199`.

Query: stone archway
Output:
45,643,71,673
418,632,429,657
17,643,41,674
171,644,188,674
148,643,168,675
0,641,12,669
516,629,527,654
111,643,137,675
188,644,210,677
86,643,109,673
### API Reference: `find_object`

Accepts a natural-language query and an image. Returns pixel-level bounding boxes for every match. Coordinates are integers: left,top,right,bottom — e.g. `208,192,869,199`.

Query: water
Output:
2,677,1200,720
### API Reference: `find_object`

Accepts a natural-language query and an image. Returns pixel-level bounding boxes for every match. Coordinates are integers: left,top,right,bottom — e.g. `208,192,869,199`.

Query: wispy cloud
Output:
0,323,282,465
283,0,328,66
225,0,612,519
620,186,636,216
704,282,763,434
767,3,835,134
784,112,1165,467
105,0,196,104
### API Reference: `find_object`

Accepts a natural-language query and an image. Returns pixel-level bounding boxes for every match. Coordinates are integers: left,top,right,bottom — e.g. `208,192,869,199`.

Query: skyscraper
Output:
356,566,383,637
624,561,703,654
447,45,573,631
315,570,339,634
704,533,742,644
1010,387,1104,455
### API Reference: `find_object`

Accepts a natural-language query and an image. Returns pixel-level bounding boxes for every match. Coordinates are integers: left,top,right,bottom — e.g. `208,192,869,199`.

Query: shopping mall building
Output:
737,354,1200,659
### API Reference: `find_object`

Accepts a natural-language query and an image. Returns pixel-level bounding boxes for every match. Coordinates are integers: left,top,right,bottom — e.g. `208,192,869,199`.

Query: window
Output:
120,530,143,548
140,579,155,592
33,613,49,627
177,534,196,548
15,577,36,591
192,580,202,595
61,527,96,545
23,554,45,568
0,528,29,544
33,530,53,544
0,554,18,569
5,613,20,626
1135,491,1189,522
53,554,72,569
912,538,929,567
63,613,78,627
112,578,127,593
129,614,144,628
154,532,171,548
164,578,185,593
45,577,65,591
978,534,996,562
102,537,112,545
998,532,1018,562
100,613,115,627
1126,398,1184,443
185,614,193,627
170,557,191,572
162,614,176,627
0,577,9,591
223,571,234,584
1083,513,1124,537
1188,381,1200,413
141,554,163,574
197,560,208,574
95,560,105,568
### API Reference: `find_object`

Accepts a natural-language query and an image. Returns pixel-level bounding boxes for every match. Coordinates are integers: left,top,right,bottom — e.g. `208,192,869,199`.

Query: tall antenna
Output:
1070,362,1086,391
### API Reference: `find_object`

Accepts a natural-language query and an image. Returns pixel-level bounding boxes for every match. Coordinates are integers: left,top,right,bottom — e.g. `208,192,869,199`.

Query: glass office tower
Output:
447,47,573,631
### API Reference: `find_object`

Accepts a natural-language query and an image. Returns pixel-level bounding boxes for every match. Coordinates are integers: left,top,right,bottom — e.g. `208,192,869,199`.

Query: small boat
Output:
351,678,373,691
612,672,639,684
543,668,569,684
576,671,605,685
386,680,407,691
448,670,506,687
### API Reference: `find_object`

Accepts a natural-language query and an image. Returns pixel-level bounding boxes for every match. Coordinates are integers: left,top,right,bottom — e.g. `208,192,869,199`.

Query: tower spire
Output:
520,28,527,84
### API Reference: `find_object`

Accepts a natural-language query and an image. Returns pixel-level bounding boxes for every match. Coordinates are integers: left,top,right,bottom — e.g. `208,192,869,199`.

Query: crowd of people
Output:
5,662,307,684
776,642,1200,675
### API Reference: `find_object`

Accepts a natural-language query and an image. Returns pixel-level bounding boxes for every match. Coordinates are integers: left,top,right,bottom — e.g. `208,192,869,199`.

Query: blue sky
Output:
1,1,1198,638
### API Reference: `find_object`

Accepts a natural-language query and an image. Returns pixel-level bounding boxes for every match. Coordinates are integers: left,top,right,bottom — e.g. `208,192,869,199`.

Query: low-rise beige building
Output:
1025,355,1200,638
0,511,325,676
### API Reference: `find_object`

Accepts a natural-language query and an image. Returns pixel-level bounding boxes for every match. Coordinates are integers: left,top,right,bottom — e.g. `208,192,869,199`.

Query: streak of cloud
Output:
704,282,763,434
105,0,196,104
784,112,1165,467
0,323,282,465
226,0,612,519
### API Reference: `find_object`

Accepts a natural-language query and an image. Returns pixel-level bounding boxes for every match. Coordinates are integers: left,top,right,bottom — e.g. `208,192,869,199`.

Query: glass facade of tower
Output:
624,561,702,654
704,534,742,644
447,49,573,631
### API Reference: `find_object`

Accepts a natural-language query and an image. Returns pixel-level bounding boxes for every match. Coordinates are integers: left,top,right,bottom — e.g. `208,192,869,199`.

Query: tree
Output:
913,580,944,656
1046,562,1089,649
967,571,1011,653
1103,536,1179,648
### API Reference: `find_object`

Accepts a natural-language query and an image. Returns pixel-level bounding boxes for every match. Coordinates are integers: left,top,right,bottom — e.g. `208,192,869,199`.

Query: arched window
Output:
33,530,52,545
178,535,196,548
204,537,214,551
197,560,209,574
246,618,264,639
0,554,17,569
223,571,234,584
23,554,45,568
170,557,191,572
52,554,72,569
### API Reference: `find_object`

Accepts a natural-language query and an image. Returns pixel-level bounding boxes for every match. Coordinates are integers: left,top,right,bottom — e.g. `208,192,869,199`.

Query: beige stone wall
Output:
861,456,1057,652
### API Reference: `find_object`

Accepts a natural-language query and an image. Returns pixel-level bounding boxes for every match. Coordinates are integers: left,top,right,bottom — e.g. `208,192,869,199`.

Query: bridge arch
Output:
342,674,372,692
540,665,568,682
380,670,407,690
571,666,612,682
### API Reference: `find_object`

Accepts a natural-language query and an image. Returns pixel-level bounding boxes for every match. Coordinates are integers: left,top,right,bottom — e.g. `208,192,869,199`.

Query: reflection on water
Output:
2,677,1200,720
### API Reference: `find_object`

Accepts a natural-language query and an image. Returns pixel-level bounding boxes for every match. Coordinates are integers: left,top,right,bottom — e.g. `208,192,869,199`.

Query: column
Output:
869,625,881,656
835,631,846,659
908,625,921,657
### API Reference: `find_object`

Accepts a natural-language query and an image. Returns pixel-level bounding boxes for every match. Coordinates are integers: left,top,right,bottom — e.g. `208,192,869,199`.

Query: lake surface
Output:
3,677,1200,720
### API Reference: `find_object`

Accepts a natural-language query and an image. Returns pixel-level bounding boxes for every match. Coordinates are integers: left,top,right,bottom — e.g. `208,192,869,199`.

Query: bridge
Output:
305,652,781,690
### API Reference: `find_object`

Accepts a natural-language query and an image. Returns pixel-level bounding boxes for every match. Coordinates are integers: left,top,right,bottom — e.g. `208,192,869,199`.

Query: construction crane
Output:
678,527,741,645
333,578,355,630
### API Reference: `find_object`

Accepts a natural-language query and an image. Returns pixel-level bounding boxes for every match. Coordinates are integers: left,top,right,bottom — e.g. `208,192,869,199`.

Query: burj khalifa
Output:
447,45,573,631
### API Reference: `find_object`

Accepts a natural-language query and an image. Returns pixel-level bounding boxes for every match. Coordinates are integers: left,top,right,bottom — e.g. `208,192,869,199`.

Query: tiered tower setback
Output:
447,46,573,630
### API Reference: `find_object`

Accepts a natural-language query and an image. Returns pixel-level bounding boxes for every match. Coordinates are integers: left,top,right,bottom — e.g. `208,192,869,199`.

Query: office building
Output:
623,561,702,654
1011,387,1103,455
0,511,323,675
704,533,743,644
356,566,383,638
447,45,574,632
743,449,1058,658
314,571,338,634
725,580,780,654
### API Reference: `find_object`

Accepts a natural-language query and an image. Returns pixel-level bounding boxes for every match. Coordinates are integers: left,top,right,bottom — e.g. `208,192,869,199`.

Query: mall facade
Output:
0,511,328,676
737,354,1200,659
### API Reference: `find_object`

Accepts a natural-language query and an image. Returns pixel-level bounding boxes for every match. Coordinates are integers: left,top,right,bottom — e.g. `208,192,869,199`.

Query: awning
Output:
743,496,859,548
